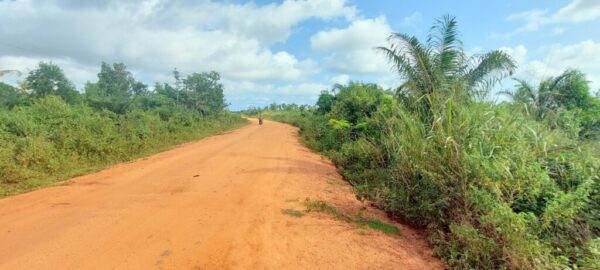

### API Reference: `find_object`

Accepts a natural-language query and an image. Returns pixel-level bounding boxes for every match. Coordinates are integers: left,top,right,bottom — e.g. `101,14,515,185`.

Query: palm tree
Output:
378,15,516,99
504,69,593,114
502,78,557,112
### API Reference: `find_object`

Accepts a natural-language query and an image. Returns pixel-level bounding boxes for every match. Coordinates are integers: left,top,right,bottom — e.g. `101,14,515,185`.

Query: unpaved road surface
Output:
0,119,442,269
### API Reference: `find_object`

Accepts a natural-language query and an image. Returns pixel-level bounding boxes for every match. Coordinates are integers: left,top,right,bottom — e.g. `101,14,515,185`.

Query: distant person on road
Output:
258,116,263,125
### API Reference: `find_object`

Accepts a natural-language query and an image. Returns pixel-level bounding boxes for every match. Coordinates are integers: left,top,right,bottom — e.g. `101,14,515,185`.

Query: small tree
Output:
508,69,600,138
0,82,28,109
85,62,147,113
182,71,225,114
316,90,335,114
328,82,394,125
24,62,80,104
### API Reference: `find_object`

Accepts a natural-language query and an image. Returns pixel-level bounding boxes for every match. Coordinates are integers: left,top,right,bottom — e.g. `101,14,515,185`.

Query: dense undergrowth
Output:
261,87,600,269
0,62,246,197
249,16,600,270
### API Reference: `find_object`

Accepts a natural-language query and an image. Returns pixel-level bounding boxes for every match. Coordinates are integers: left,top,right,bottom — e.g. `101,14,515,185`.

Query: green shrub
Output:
264,83,600,269
0,96,246,197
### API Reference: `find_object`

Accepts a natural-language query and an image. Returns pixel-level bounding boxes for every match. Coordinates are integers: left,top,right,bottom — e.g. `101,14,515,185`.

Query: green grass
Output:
246,58,600,269
281,208,304,217
304,198,400,235
0,101,248,198
362,219,401,235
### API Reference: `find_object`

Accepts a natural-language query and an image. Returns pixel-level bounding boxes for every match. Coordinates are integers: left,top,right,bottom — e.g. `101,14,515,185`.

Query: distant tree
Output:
508,70,595,112
544,70,593,109
85,62,147,113
316,90,335,114
0,82,28,109
378,15,516,99
23,62,80,104
328,82,394,125
96,62,147,98
182,71,225,114
173,68,182,105
268,103,278,111
154,83,179,105
507,69,600,138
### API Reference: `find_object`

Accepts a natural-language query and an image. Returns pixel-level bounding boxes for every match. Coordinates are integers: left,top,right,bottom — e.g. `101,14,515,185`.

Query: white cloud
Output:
311,16,390,51
310,16,391,74
552,27,566,35
0,0,354,87
223,80,329,110
330,74,350,84
215,0,356,44
500,45,527,66
501,41,600,91
506,9,549,34
0,55,98,88
553,0,600,23
225,80,327,97
401,12,423,28
505,0,600,36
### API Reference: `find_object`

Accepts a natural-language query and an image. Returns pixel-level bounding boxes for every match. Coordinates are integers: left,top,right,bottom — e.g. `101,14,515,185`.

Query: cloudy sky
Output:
1,0,600,110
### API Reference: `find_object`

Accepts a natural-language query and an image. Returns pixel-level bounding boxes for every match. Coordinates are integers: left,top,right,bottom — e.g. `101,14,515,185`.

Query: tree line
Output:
0,62,244,197
1,62,226,115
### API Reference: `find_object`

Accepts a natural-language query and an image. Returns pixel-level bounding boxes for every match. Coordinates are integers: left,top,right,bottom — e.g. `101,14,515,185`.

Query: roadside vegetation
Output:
0,63,245,197
247,16,600,269
304,199,400,235
281,198,400,235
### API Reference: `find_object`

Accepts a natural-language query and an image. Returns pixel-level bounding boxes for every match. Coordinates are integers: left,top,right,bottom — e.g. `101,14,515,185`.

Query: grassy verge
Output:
0,98,247,198
304,199,400,235
261,105,600,269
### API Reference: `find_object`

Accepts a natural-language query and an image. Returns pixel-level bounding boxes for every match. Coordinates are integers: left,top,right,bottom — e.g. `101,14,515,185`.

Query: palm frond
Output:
512,78,537,104
428,15,464,77
498,89,515,99
547,70,572,92
377,46,417,81
385,33,438,95
462,50,516,94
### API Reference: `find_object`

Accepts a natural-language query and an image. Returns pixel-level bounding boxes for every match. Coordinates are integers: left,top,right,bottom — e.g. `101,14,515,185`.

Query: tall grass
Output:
0,96,246,197
263,87,600,269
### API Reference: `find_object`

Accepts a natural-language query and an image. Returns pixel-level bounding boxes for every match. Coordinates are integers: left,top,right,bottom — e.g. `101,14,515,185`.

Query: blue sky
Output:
1,0,599,110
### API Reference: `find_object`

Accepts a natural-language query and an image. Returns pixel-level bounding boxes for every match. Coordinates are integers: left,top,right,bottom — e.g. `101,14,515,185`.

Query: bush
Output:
0,96,246,197
263,82,600,269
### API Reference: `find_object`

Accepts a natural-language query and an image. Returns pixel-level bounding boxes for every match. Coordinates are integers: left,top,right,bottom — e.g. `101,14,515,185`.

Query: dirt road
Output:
0,119,442,269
